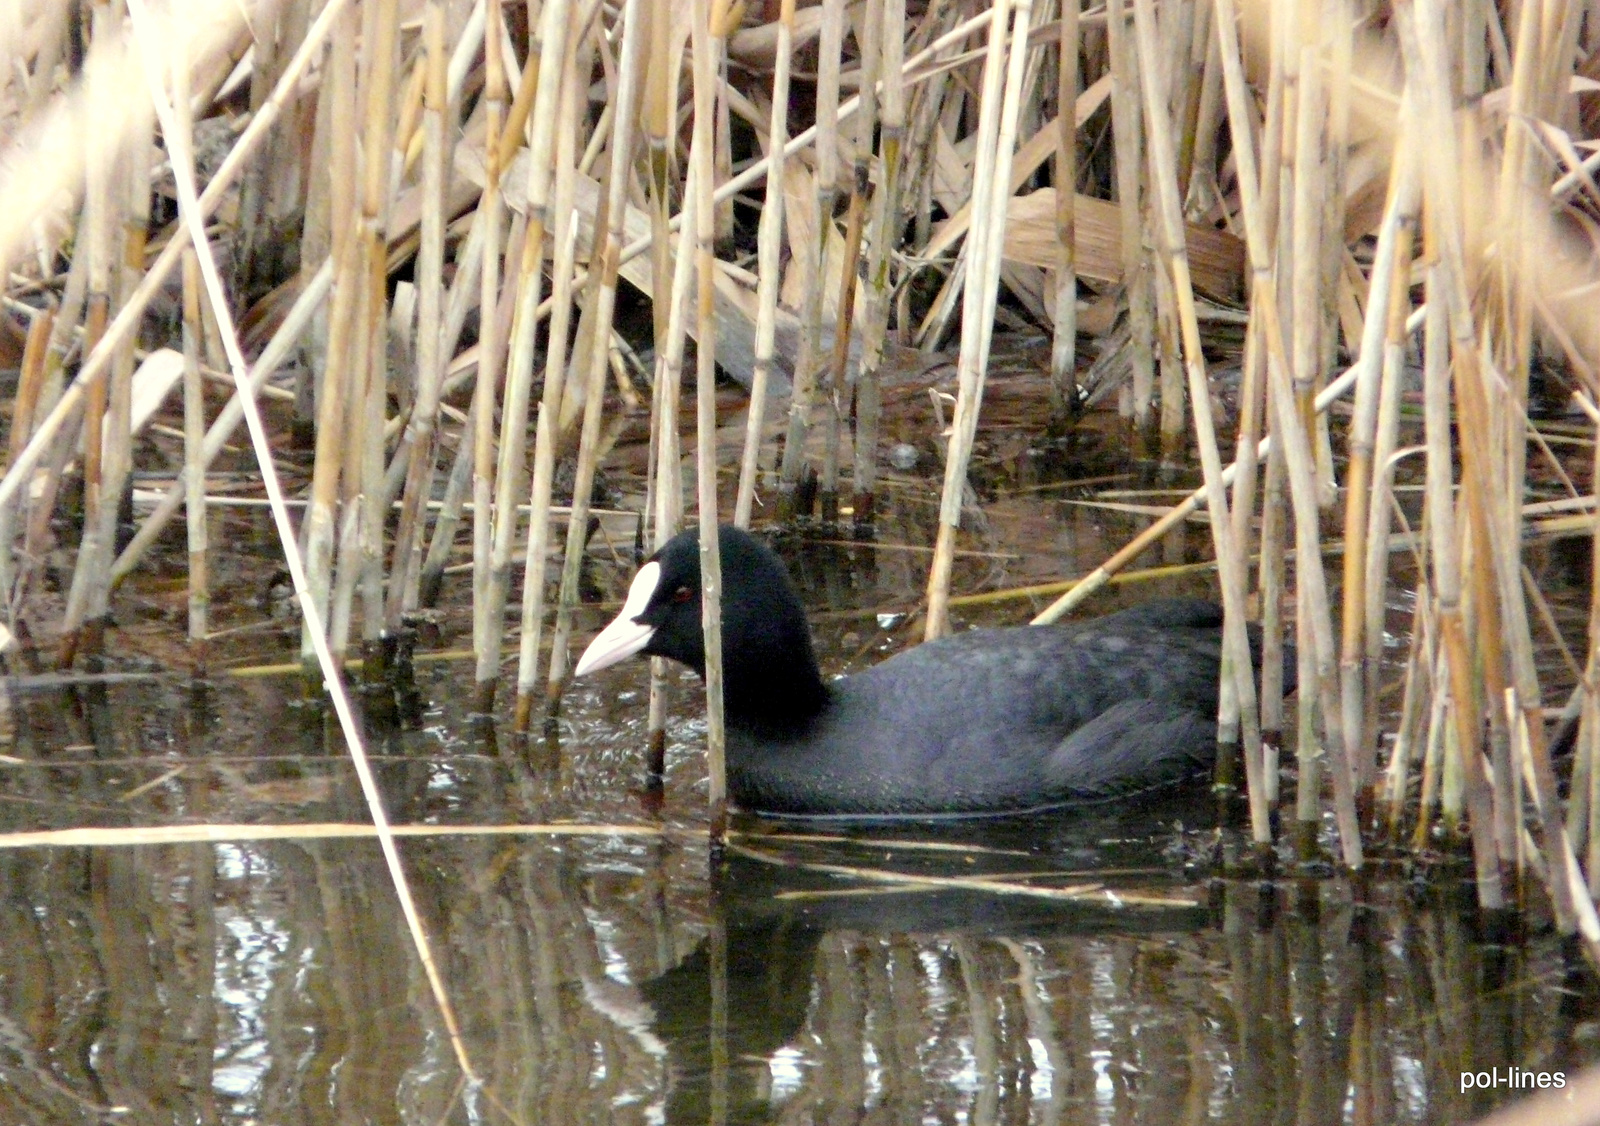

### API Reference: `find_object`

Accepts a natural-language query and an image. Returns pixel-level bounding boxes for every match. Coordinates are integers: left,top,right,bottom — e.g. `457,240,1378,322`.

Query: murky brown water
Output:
3,383,1599,1124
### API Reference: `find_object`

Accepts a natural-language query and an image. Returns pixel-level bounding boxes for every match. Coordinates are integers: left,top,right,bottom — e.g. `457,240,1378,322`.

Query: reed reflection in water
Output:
3,800,1596,1125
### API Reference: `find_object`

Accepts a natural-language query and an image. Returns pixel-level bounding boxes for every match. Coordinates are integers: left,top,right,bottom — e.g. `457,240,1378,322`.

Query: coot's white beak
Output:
574,562,662,677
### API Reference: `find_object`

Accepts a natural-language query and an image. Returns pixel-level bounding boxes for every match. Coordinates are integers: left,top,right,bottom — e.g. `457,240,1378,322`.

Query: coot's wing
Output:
1042,698,1217,798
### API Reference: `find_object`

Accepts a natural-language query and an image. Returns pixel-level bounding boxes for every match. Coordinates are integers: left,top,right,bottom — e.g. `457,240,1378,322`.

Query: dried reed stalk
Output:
1339,123,1420,810
819,0,886,524
851,0,907,529
548,7,645,718
821,138,867,521
0,304,53,613
1212,0,1360,866
1153,0,1192,455
1104,0,1153,429
181,245,208,672
469,0,508,691
777,0,844,516
926,0,1033,640
477,0,576,710
352,0,401,652
690,0,727,832
58,0,121,666
1361,220,1423,824
1049,0,1080,414
386,0,452,624
96,82,152,641
1397,2,1502,907
733,0,795,528
512,31,587,730
645,186,699,771
1420,0,1576,927
1131,0,1266,845
1385,583,1432,836
301,3,360,665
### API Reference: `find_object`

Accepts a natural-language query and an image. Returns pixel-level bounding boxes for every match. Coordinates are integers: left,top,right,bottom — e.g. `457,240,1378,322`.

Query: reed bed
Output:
3,0,1600,972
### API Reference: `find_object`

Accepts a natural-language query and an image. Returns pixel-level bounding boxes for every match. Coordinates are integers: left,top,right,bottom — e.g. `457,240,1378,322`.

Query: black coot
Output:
575,526,1288,818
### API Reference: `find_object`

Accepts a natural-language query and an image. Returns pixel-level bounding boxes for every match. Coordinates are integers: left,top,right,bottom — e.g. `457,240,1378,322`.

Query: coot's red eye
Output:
671,586,693,604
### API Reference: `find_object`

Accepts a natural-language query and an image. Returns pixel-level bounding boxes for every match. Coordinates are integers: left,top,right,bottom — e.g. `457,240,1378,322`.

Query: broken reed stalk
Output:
1048,0,1079,415
925,0,1032,641
777,0,844,517
1130,0,1266,846
690,0,727,835
122,0,475,1077
733,0,795,530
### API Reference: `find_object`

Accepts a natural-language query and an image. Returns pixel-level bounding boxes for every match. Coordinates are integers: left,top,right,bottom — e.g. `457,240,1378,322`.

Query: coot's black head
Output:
574,526,828,728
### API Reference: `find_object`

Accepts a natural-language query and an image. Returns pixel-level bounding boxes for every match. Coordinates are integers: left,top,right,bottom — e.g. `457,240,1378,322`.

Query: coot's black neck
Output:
697,594,830,734
720,647,830,734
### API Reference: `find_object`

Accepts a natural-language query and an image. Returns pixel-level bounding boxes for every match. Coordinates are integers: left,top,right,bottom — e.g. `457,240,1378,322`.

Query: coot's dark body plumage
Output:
575,527,1289,818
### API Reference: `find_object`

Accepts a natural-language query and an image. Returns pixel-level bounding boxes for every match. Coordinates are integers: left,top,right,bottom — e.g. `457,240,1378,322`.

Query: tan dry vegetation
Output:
3,0,1600,958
